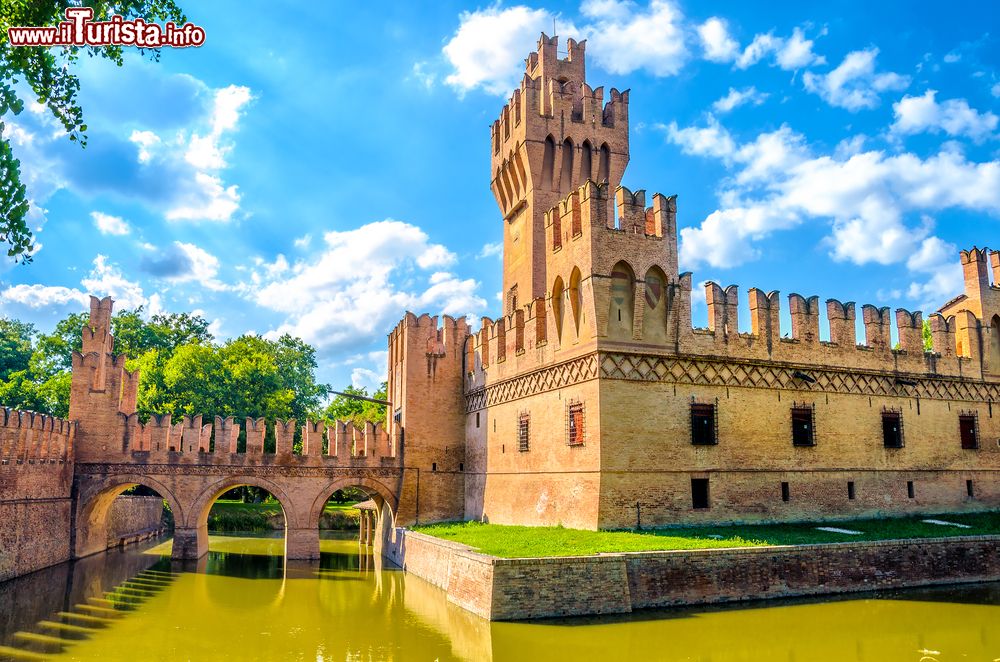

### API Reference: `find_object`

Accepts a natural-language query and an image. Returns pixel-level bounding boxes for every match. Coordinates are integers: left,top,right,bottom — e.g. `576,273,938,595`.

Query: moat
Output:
1,533,998,661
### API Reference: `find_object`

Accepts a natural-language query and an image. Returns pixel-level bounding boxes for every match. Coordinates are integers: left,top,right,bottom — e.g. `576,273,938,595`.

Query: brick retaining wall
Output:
387,529,1000,620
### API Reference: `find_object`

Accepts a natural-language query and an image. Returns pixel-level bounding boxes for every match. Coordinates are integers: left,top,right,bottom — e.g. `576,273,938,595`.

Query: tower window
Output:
907,480,915,499
507,285,518,314
967,479,975,498
959,413,979,449
476,412,480,428
691,478,709,509
567,402,585,446
848,481,856,500
791,405,815,447
690,403,717,445
882,410,903,448
518,413,530,452
781,482,790,502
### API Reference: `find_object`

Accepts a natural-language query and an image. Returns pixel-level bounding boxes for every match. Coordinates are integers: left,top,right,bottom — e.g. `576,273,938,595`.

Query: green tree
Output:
1,1,186,262
0,318,34,380
323,382,388,426
923,319,933,352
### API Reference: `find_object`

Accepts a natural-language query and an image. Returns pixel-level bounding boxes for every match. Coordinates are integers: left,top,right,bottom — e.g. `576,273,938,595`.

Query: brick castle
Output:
386,33,999,530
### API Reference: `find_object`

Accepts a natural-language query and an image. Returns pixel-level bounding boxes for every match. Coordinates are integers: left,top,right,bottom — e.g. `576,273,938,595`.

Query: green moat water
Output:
1,532,998,661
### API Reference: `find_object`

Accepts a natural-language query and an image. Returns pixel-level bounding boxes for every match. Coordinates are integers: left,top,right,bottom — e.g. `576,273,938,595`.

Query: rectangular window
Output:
475,412,480,428
568,402,585,446
907,480,915,499
848,481,856,500
882,411,903,448
791,406,815,447
690,403,717,445
959,414,979,449
691,478,710,509
518,413,530,452
781,481,790,502
967,479,974,498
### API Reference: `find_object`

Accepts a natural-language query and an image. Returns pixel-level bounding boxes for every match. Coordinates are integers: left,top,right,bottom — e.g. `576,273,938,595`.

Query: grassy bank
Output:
207,500,361,532
414,511,1000,558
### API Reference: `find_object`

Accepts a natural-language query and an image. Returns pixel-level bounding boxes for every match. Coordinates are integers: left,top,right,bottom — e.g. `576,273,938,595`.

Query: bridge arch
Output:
307,476,398,530
188,475,297,530
73,473,181,559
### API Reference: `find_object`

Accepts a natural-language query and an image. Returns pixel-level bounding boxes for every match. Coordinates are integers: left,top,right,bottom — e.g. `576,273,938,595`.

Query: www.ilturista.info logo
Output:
7,7,205,48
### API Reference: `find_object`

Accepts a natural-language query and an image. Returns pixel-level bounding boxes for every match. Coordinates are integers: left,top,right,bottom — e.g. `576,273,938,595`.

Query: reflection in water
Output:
0,532,998,661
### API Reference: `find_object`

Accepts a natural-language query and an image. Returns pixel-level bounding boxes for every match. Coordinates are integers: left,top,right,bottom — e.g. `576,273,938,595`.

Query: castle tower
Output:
492,34,630,313
68,296,138,462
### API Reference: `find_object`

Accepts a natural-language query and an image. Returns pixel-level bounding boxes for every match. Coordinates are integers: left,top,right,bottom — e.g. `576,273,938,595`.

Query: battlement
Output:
0,408,75,464
115,413,396,467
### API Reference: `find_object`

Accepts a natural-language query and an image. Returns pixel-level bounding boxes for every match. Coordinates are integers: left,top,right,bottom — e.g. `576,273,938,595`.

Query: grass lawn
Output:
414,511,1000,558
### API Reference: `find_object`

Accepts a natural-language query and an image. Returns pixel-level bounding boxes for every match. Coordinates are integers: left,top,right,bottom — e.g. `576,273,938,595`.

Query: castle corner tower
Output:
491,34,630,313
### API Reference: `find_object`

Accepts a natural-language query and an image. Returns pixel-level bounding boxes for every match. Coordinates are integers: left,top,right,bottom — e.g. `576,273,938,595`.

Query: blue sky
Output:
2,0,998,393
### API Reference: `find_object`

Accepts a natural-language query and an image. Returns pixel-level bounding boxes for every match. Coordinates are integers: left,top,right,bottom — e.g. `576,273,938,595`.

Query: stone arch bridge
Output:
63,296,418,561
73,444,408,560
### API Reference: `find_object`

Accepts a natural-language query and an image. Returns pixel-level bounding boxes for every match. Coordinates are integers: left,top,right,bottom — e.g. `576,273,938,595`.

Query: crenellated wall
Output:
0,409,76,580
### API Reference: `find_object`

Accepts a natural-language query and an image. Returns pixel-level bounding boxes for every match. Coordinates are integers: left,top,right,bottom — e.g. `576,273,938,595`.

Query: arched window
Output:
580,140,593,182
560,138,575,195
552,276,565,340
541,135,556,190
569,267,583,332
598,143,611,183
642,266,669,343
608,261,635,341
991,315,1000,370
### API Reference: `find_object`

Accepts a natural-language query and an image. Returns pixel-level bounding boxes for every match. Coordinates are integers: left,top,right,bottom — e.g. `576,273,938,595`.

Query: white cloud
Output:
803,48,909,111
0,284,89,309
441,1,687,96
666,116,1000,313
81,255,148,309
891,90,998,142
712,86,768,113
775,27,826,70
443,6,555,95
905,235,964,311
131,84,252,222
247,220,486,355
584,0,688,77
664,115,736,159
139,241,226,290
478,241,503,258
736,32,780,69
91,211,131,236
697,17,738,63
293,234,312,249
992,82,1000,98
727,27,824,71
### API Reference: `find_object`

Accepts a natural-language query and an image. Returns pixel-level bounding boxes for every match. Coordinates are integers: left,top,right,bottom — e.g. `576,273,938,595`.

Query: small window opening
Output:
432,462,437,472
791,406,815,447
476,412,480,428
907,480,915,499
459,462,464,472
959,414,979,449
690,403,717,445
691,478,710,509
848,481,856,500
781,482,790,502
882,411,903,448
568,402,585,446
518,413,530,452
966,479,974,498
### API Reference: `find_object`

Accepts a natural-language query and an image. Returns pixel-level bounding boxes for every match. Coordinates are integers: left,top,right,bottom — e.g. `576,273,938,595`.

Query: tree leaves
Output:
0,0,187,262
